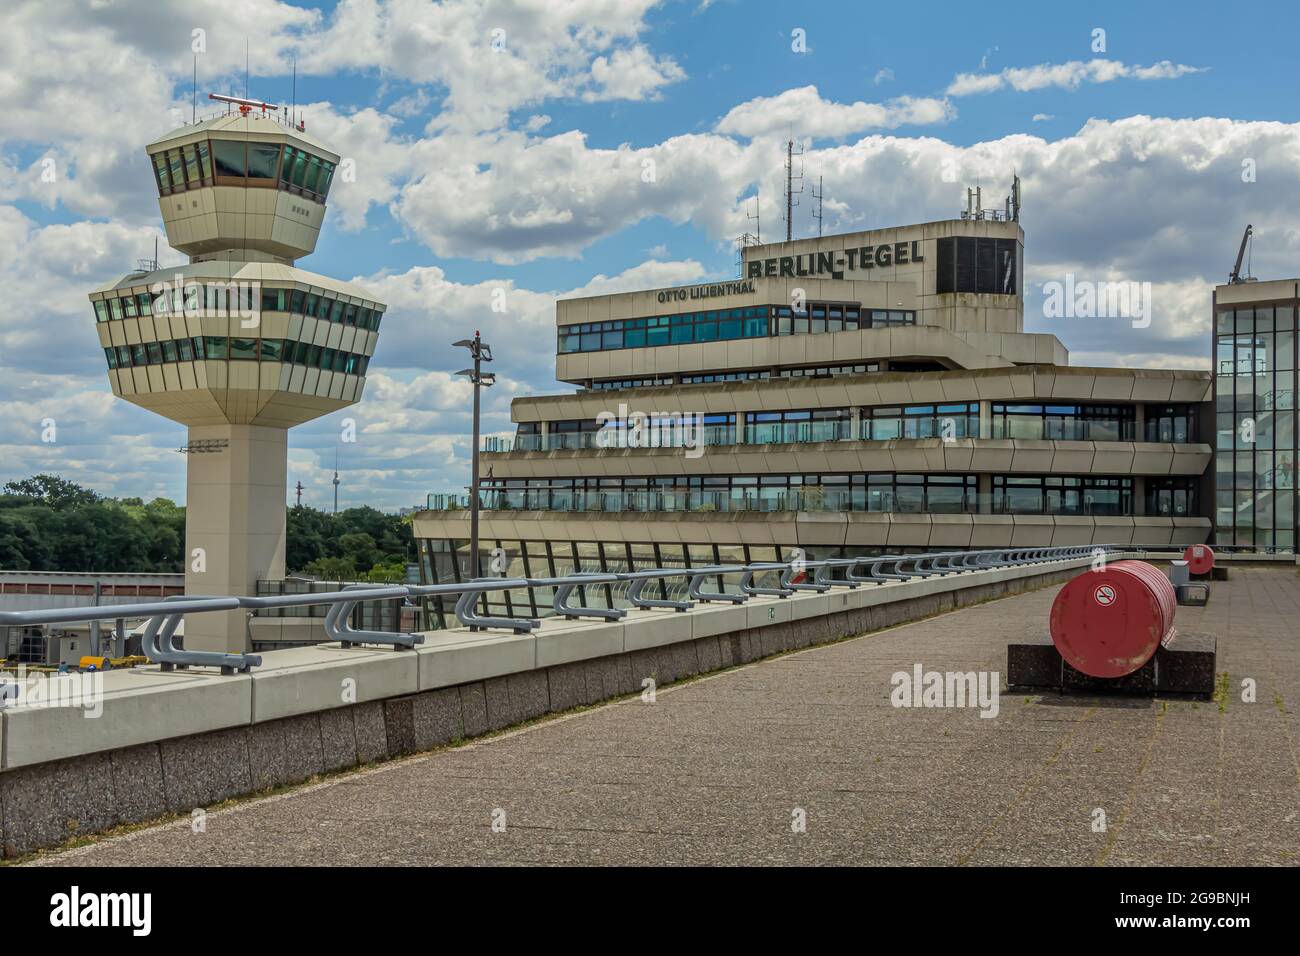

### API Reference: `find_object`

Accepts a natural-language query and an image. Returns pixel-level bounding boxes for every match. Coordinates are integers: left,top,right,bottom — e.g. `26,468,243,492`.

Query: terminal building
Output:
412,204,1216,624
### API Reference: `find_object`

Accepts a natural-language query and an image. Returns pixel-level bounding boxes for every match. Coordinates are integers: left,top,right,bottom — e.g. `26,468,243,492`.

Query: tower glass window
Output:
212,140,247,178
247,143,282,180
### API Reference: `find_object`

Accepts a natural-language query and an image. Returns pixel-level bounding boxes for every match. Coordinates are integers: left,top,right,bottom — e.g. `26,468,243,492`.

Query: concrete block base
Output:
1008,632,1217,698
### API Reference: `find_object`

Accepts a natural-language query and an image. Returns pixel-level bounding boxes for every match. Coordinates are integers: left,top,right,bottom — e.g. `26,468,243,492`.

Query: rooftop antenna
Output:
192,55,197,124
811,173,825,237
735,191,762,275
784,135,804,242
245,37,250,101
291,57,297,130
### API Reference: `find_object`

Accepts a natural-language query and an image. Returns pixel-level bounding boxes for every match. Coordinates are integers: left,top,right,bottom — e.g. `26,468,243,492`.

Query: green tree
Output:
0,474,414,577
365,560,407,583
338,532,379,571
3,474,101,508
303,556,357,581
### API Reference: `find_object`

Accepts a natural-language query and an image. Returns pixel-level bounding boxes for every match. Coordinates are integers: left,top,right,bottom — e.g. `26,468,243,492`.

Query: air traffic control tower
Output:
88,96,386,653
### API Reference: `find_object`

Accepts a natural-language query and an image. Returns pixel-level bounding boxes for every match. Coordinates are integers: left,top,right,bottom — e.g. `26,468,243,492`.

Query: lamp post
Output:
454,332,494,579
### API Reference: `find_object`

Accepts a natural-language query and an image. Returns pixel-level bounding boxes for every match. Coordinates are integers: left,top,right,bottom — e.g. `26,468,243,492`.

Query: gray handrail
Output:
0,545,1121,671
321,585,423,649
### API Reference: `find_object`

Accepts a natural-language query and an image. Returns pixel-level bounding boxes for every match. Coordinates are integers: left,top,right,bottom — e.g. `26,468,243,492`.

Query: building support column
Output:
184,423,288,654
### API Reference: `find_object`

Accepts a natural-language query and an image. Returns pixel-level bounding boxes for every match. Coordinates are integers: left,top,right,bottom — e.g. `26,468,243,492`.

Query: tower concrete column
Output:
184,424,288,653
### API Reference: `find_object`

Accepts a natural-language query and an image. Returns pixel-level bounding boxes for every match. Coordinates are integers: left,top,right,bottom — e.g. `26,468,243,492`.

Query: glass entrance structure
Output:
1212,287,1298,551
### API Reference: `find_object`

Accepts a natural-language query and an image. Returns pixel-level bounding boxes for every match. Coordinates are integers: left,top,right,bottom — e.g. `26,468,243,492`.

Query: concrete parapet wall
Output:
0,556,1097,856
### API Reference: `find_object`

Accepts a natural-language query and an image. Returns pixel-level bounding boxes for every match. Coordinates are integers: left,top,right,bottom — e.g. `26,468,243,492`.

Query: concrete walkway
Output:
30,568,1299,866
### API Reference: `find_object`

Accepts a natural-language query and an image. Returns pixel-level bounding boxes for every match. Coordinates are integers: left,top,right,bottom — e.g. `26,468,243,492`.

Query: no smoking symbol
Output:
1094,585,1117,606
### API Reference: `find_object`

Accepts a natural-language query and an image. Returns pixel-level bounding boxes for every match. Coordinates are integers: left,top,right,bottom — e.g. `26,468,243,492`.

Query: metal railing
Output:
0,546,1115,674
424,487,1151,516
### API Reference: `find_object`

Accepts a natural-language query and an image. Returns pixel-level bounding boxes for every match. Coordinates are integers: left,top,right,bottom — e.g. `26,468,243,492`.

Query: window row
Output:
557,304,916,354
152,138,336,204
589,376,674,391
990,403,1137,442
93,286,384,332
480,473,980,515
991,475,1133,516
459,471,1177,519
104,336,371,375
1213,305,1298,337
1215,332,1296,378
505,402,1192,452
585,362,882,390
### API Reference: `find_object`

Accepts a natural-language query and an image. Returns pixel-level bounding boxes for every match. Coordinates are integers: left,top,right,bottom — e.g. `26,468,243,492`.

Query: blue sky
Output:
295,0,1298,288
2,0,1298,511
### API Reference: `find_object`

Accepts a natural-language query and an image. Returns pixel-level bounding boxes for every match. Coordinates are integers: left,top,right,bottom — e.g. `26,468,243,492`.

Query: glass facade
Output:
479,473,980,514
584,363,881,390
990,403,1135,441
862,404,979,441
508,400,1193,453
935,237,1020,296
991,475,1132,516
1214,304,1297,551
557,303,915,354
105,336,370,375
151,137,336,204
93,285,384,332
459,471,1152,517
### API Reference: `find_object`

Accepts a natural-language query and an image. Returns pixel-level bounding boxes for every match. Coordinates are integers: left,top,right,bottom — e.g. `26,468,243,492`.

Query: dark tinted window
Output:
937,236,1018,296
212,140,247,177
248,143,281,179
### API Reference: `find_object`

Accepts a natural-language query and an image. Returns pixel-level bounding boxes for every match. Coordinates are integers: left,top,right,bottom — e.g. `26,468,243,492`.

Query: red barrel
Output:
1183,544,1214,576
1049,561,1176,678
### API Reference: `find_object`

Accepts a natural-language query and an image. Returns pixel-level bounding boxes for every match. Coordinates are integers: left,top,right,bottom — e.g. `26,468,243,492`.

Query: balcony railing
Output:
485,418,1199,453
423,488,1167,518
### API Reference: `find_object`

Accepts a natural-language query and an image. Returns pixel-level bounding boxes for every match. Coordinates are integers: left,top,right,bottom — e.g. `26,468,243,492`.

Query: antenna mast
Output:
811,174,825,237
735,191,762,276
784,137,804,242
192,55,197,123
